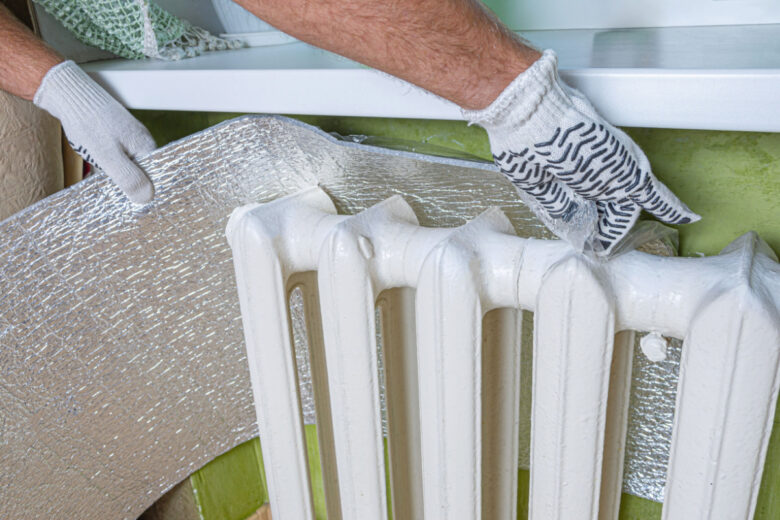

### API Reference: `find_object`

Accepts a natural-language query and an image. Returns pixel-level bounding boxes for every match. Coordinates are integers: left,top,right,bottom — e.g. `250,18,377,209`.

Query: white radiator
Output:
226,187,780,520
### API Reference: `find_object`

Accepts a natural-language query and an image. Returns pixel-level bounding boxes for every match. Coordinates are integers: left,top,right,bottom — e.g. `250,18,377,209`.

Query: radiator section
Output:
227,187,780,520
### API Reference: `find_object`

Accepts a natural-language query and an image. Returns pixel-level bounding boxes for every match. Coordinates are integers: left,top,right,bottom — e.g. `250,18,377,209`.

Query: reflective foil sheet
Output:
0,116,675,517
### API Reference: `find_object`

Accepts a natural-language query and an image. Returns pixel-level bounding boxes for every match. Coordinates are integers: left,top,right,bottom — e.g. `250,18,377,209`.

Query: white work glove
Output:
34,60,156,204
463,50,700,256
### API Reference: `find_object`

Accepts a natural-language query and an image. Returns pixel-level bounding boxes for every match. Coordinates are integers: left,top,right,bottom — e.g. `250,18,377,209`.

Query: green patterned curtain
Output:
33,0,242,60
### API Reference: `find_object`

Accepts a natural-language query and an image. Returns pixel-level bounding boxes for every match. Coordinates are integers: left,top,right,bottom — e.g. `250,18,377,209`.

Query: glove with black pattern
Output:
463,50,699,256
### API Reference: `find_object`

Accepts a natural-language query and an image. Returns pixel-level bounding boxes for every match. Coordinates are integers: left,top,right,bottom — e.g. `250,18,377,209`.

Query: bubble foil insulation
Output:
0,116,677,517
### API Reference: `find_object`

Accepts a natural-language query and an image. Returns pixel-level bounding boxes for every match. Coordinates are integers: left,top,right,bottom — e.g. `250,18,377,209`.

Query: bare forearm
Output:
235,0,539,109
0,4,63,101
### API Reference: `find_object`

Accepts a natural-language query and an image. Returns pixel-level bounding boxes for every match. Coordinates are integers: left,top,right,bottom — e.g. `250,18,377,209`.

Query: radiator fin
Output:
227,189,780,520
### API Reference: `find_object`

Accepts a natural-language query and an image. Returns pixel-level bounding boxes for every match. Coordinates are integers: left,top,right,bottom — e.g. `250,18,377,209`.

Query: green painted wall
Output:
189,438,267,520
133,110,779,519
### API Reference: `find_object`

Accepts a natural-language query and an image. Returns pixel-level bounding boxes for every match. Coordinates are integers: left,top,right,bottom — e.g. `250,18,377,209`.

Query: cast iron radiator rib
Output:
228,187,780,520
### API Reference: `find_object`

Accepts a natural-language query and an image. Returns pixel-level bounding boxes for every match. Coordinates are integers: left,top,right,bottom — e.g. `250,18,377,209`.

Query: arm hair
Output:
0,4,63,101
235,0,539,109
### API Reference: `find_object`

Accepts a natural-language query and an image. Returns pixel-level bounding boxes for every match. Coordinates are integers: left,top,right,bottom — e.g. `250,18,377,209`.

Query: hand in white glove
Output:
33,60,156,204
463,50,700,256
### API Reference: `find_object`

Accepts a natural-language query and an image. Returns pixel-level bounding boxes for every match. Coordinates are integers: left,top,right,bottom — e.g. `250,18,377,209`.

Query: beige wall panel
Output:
0,89,64,221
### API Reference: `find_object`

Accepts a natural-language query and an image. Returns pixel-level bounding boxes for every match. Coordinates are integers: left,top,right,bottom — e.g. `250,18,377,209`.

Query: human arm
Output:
234,0,540,110
234,0,699,255
0,5,156,204
0,4,62,100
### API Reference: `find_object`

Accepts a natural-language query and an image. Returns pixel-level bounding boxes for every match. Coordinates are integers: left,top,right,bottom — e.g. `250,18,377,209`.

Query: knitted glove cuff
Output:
462,49,563,132
34,60,113,118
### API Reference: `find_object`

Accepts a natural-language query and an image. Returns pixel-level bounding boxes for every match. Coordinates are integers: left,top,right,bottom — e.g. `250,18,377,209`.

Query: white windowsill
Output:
82,24,780,132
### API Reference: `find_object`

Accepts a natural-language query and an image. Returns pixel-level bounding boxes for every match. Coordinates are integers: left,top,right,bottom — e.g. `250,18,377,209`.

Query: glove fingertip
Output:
633,178,700,226
126,179,154,204
648,193,701,225
110,159,155,204
663,207,701,225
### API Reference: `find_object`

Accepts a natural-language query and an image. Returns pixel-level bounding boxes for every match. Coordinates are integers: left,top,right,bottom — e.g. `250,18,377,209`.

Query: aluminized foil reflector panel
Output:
0,116,677,517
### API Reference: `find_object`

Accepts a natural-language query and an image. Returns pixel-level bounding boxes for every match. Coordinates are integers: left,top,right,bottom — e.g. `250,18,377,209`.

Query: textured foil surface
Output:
623,337,682,502
0,116,676,517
